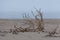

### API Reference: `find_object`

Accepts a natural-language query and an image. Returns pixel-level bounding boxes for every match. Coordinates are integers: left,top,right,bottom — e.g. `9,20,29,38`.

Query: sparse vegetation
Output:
0,8,60,38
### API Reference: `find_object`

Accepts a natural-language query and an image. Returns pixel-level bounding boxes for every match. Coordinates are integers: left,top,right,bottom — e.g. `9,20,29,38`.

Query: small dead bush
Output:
10,8,44,34
45,26,59,37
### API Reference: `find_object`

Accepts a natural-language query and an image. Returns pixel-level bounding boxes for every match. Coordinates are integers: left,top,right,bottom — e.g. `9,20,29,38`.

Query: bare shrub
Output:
45,26,59,37
34,8,44,33
10,8,44,34
22,8,44,32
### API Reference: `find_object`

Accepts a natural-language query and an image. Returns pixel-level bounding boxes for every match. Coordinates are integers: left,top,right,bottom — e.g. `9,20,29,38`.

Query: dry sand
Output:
0,19,60,40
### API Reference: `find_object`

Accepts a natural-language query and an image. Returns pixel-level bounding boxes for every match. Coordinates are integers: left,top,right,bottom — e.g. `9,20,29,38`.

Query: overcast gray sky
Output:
0,0,60,19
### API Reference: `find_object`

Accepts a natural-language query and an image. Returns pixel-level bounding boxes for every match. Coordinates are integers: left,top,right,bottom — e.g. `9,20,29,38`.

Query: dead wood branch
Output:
45,26,59,37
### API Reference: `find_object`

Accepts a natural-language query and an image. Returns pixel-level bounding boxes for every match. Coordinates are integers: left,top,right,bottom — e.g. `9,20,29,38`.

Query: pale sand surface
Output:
0,19,60,40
